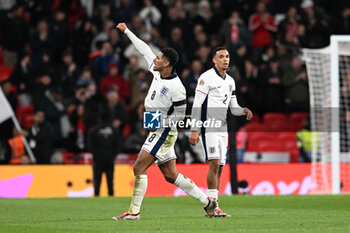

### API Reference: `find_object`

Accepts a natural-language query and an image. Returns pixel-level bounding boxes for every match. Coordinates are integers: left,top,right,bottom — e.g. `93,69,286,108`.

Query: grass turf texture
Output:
1,195,350,233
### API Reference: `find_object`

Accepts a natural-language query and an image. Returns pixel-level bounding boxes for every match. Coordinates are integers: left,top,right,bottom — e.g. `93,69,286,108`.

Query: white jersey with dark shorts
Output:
191,67,245,165
124,28,186,165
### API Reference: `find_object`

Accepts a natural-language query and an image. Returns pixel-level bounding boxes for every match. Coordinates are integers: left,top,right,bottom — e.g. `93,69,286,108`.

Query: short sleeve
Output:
172,83,186,103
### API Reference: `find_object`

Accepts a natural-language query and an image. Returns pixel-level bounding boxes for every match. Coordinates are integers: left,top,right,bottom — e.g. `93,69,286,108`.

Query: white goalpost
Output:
303,35,350,194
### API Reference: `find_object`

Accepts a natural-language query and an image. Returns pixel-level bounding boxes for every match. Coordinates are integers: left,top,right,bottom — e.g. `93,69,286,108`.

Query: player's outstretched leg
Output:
112,174,146,220
159,160,217,217
113,151,154,220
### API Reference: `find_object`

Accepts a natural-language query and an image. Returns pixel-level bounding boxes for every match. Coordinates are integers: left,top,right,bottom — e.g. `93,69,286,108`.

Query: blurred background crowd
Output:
0,0,349,164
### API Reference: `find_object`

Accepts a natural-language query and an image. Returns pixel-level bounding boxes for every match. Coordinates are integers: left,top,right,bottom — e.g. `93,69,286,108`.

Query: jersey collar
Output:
213,66,226,80
160,68,178,80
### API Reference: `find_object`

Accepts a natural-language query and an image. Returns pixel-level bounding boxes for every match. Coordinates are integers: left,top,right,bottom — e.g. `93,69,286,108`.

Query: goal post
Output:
303,35,350,194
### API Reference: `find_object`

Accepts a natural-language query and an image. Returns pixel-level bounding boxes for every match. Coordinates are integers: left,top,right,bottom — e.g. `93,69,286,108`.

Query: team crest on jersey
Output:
199,80,205,86
160,86,169,96
209,147,216,154
229,84,233,92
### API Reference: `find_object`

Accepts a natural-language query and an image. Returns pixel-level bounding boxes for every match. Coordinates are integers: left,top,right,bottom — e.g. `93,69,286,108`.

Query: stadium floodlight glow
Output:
304,35,350,194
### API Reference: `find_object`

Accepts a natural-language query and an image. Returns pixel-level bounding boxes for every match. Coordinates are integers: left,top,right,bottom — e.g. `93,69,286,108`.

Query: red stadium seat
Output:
289,112,309,131
263,113,288,124
249,114,261,123
246,138,265,151
16,105,34,128
248,132,275,141
277,132,297,141
269,121,295,132
62,152,75,164
243,122,268,132
282,139,299,162
0,66,14,82
257,140,284,152
123,124,131,139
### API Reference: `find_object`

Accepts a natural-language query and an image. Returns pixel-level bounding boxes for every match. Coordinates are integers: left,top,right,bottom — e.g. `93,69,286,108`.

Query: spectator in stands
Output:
50,8,69,63
21,110,53,164
335,7,350,35
124,30,160,70
87,111,121,196
230,44,247,75
196,45,211,70
128,68,150,109
109,28,124,56
139,0,162,34
99,63,130,103
36,86,70,147
150,27,168,48
188,30,208,62
73,84,92,105
58,50,80,99
98,88,128,133
1,4,28,66
194,1,214,34
129,101,144,134
29,20,56,69
92,41,115,83
123,127,148,154
258,45,276,67
26,0,53,27
299,0,331,48
249,1,277,62
76,68,97,98
278,6,300,46
259,57,284,112
297,117,314,162
111,0,138,24
183,60,203,114
67,103,89,154
8,130,31,164
91,20,114,53
10,53,34,106
162,4,186,38
221,11,252,53
71,19,94,67
33,73,52,105
33,51,57,80
281,56,309,112
236,59,261,113
168,27,187,73
0,138,11,164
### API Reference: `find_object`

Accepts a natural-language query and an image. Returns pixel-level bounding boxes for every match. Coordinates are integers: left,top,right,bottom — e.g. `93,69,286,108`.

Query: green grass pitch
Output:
1,195,350,233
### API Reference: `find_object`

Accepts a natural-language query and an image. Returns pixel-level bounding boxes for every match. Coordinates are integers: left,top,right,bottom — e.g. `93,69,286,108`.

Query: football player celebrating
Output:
189,47,253,217
113,23,216,220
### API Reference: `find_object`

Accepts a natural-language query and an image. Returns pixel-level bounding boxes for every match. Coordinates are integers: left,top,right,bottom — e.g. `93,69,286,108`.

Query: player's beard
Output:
153,66,162,72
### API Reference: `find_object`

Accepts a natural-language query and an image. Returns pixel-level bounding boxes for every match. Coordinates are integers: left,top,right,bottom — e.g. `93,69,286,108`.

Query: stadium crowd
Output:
0,0,349,164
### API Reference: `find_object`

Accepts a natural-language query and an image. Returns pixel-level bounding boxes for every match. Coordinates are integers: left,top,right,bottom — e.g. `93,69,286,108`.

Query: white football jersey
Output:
124,28,186,131
194,67,238,132
144,63,186,118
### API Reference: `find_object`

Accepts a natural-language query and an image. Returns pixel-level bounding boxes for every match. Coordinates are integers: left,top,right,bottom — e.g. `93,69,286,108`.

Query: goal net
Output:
303,36,350,194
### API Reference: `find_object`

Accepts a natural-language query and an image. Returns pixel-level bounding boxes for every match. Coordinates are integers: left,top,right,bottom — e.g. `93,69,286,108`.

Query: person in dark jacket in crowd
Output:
21,110,54,164
87,111,121,196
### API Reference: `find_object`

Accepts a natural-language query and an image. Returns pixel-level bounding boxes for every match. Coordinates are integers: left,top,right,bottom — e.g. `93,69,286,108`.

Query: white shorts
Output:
200,132,228,165
141,128,178,165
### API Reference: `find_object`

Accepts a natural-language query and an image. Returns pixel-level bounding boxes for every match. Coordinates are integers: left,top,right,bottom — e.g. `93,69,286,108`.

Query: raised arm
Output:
116,23,156,66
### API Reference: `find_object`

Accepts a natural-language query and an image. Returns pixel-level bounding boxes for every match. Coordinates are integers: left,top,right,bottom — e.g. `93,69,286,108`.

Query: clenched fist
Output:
116,23,127,32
